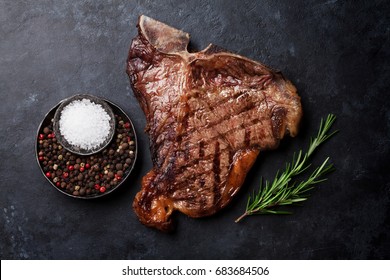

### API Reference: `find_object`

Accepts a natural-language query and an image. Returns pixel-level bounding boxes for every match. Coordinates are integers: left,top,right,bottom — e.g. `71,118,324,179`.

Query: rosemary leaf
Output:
235,114,338,223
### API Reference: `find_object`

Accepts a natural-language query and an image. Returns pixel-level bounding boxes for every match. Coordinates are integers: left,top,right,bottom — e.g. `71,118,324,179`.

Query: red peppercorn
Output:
99,186,106,193
56,182,60,187
85,163,90,169
124,122,130,128
115,174,122,181
38,156,44,161
63,172,69,178
45,172,51,178
68,165,74,171
94,184,100,190
79,167,85,172
39,134,45,140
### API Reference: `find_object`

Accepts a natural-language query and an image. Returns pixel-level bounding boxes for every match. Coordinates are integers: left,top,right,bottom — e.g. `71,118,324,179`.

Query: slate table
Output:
1,0,389,259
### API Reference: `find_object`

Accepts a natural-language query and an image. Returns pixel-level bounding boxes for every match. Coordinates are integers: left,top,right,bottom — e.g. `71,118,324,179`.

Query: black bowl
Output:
36,97,138,199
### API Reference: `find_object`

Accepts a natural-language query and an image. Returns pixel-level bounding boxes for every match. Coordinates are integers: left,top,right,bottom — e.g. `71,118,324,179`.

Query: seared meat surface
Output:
127,15,302,231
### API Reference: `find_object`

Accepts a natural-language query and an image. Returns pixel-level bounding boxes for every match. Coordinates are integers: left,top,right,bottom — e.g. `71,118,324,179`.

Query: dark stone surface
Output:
1,0,389,259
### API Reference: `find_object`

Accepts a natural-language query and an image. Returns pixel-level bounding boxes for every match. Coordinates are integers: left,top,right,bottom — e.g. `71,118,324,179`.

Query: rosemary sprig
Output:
235,114,338,223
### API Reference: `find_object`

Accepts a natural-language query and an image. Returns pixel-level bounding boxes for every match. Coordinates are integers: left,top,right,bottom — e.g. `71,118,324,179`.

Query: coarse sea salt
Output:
59,99,112,150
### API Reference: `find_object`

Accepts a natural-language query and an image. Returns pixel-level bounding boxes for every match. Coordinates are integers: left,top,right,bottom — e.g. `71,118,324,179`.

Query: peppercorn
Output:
121,143,129,150
79,188,86,196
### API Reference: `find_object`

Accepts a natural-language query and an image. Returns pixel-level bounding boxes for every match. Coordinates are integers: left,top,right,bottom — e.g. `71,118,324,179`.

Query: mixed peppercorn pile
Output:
37,113,136,198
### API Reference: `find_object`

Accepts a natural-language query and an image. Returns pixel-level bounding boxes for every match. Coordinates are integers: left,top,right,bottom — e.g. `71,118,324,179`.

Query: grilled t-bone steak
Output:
126,15,302,231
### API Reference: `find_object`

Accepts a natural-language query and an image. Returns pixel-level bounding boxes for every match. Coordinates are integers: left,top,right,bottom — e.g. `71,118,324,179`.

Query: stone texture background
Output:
1,0,389,259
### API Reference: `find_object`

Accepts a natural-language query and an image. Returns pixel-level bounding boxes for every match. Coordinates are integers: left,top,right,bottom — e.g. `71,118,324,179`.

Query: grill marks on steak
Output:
127,16,302,231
